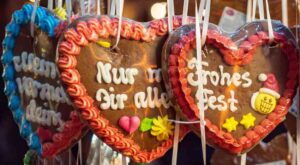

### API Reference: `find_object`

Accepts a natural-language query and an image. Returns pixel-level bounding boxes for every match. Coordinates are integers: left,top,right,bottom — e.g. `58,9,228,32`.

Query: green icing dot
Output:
139,117,153,132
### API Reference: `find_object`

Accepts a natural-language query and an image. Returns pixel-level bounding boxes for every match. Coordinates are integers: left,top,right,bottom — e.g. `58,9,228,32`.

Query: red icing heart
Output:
57,16,192,163
162,23,299,154
119,116,140,134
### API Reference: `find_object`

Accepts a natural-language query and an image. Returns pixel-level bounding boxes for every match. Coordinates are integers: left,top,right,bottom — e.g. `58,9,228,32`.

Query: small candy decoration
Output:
162,22,298,154
2,4,86,157
57,16,191,163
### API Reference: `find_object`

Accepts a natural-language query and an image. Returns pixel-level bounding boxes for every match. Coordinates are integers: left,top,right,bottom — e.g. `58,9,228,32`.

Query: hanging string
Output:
122,155,126,165
111,0,124,49
80,0,86,16
240,153,247,165
246,0,252,22
97,0,101,15
264,0,274,42
195,0,210,164
171,114,180,165
68,149,72,165
182,0,189,25
251,0,257,21
257,0,264,20
66,0,72,23
110,0,116,16
296,2,300,165
167,0,174,32
48,0,53,10
57,0,62,8
87,0,91,14
201,0,210,45
30,0,39,37
76,140,83,165
281,0,288,26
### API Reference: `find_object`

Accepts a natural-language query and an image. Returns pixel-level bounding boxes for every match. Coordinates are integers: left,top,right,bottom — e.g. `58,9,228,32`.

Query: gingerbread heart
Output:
162,22,298,154
57,16,191,163
2,4,86,157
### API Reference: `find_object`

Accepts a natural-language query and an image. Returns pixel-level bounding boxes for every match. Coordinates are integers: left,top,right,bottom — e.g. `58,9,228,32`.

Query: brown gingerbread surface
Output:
185,45,288,139
77,36,177,151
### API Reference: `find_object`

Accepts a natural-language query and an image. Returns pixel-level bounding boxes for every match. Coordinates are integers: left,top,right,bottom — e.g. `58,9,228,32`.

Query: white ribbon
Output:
167,0,174,32
77,140,83,165
48,0,53,10
30,0,39,38
122,155,126,165
264,0,274,42
246,0,252,22
195,0,211,164
171,114,180,165
281,0,288,26
182,0,189,25
66,0,72,23
111,0,124,49
57,0,62,8
257,0,265,20
110,0,116,16
69,149,72,165
240,153,247,165
80,0,86,16
97,0,101,15
87,0,91,14
251,0,257,21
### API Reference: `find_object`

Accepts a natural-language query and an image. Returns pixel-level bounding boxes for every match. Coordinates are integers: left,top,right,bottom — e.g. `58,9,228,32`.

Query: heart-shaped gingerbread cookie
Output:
162,22,298,154
2,4,86,157
57,16,191,163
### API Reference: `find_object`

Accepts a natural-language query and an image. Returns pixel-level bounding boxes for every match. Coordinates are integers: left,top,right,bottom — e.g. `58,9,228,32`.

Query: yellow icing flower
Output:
151,115,174,141
240,113,256,129
222,117,238,132
54,7,67,20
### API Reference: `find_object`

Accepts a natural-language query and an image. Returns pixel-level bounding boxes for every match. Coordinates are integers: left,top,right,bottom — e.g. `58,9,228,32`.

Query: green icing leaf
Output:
139,117,153,132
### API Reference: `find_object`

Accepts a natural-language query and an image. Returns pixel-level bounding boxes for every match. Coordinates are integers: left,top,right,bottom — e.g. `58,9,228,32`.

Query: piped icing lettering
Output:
26,99,64,131
13,51,57,79
96,61,139,85
188,58,248,112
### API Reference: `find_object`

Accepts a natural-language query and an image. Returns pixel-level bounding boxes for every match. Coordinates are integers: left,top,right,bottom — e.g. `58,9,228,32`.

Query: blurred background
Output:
0,0,299,164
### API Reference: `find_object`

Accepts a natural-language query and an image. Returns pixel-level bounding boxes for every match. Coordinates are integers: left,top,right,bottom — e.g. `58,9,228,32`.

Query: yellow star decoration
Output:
222,117,238,132
240,113,256,129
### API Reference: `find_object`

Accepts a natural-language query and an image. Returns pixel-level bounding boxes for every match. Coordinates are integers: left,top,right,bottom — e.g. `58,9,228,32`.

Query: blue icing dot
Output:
5,23,20,37
2,64,15,80
12,10,27,24
4,81,17,95
1,50,14,65
8,94,20,110
2,36,15,50
13,108,24,124
22,4,33,21
29,134,42,151
20,119,32,138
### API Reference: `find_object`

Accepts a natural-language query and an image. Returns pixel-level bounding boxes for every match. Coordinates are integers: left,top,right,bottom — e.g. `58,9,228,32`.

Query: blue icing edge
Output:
2,4,60,156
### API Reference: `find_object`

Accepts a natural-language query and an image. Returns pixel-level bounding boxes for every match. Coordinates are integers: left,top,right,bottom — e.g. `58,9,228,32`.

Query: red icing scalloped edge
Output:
168,29,299,154
57,16,191,163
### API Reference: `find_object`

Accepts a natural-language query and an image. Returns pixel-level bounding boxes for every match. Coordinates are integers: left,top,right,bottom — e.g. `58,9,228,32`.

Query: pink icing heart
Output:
118,116,140,134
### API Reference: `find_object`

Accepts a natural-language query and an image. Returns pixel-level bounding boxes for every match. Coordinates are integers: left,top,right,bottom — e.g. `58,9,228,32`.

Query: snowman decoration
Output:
251,73,280,114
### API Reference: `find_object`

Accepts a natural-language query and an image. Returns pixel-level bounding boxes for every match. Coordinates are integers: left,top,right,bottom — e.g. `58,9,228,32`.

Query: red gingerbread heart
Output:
162,23,299,154
57,16,191,163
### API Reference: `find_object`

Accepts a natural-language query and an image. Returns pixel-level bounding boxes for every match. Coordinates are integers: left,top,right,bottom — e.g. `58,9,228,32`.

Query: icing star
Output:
240,113,256,129
222,117,238,132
